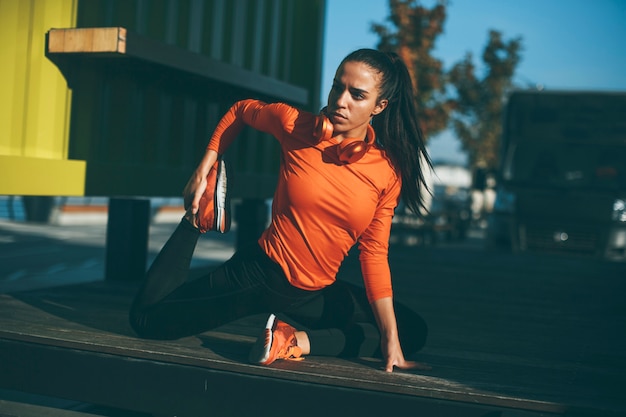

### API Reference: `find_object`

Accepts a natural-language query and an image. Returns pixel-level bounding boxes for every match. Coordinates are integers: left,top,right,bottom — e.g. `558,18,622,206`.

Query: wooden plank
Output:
0,285,541,414
46,27,308,105
0,281,610,416
47,27,125,54
2,338,532,417
0,399,106,417
1,244,625,416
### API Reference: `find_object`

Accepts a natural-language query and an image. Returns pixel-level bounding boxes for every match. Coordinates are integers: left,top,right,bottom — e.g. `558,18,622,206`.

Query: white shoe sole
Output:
248,314,276,364
214,159,229,233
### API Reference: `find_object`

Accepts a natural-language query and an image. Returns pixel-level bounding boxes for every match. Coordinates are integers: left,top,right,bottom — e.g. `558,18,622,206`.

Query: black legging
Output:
129,219,427,358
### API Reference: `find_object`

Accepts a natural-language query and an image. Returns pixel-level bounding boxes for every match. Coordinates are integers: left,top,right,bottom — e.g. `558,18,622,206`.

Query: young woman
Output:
130,49,431,372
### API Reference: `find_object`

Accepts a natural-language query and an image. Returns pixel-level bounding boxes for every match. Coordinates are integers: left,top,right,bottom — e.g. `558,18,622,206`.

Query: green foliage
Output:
449,31,523,168
371,1,523,169
371,0,454,138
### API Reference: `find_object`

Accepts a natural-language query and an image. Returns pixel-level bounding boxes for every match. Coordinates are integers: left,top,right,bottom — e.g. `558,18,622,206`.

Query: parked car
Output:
487,90,626,261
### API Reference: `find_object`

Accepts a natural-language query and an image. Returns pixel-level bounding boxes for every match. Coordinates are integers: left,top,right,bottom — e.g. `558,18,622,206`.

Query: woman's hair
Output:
340,48,432,215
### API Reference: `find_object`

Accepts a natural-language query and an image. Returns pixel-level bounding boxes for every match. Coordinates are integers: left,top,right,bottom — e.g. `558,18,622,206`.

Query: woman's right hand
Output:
183,150,219,216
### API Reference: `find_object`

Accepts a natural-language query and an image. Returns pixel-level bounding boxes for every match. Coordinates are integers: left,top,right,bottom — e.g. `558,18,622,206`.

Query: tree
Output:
449,30,523,169
371,0,453,138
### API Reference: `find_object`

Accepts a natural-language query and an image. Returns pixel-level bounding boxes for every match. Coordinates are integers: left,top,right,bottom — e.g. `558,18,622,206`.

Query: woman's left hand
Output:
371,297,431,373
381,334,431,373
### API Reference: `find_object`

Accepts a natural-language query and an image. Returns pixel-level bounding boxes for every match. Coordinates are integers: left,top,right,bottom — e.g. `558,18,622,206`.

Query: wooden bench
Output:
2,244,625,416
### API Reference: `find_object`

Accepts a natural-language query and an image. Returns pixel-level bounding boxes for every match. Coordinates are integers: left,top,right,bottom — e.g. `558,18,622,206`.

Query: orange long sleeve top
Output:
207,100,401,303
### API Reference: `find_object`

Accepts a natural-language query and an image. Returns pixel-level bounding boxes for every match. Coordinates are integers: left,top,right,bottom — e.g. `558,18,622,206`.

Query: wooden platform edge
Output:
0,335,564,417
0,398,107,417
1,282,619,417
0,326,568,417
45,27,308,105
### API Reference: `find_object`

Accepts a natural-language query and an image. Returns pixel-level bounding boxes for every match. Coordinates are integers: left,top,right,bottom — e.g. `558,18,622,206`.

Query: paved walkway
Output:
0,213,236,293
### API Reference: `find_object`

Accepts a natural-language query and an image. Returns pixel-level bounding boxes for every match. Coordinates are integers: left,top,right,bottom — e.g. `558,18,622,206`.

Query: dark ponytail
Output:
341,49,432,215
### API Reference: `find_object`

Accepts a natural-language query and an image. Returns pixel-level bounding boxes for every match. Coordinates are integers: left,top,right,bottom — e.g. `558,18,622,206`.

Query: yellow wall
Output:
0,0,325,198
0,0,85,195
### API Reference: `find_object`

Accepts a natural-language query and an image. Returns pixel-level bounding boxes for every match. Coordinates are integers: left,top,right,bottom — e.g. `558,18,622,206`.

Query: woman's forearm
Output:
197,149,219,177
371,296,399,339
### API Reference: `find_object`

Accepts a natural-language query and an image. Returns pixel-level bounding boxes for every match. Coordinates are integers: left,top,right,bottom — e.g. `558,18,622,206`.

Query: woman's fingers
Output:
385,359,432,373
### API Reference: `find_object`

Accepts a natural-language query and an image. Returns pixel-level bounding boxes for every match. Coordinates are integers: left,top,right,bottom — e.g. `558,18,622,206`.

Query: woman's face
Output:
326,61,388,139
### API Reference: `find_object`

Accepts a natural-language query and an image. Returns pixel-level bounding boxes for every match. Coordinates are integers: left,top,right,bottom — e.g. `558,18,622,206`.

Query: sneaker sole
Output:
248,314,276,365
215,159,229,233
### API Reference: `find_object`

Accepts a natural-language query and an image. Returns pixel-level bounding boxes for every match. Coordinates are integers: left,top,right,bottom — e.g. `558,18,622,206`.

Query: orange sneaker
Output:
197,158,230,233
248,314,303,365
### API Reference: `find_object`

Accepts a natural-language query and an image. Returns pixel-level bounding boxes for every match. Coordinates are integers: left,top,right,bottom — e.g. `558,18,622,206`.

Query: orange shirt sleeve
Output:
206,99,304,155
358,173,402,303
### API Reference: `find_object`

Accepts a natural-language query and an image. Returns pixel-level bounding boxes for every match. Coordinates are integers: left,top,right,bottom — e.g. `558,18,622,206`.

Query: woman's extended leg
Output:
130,219,200,313
129,220,287,340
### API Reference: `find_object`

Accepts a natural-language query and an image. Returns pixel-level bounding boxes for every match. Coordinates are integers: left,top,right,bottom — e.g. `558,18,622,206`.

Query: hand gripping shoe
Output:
197,158,231,233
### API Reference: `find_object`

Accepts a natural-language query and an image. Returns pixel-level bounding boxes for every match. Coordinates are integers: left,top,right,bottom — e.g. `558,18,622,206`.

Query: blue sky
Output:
321,0,626,164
